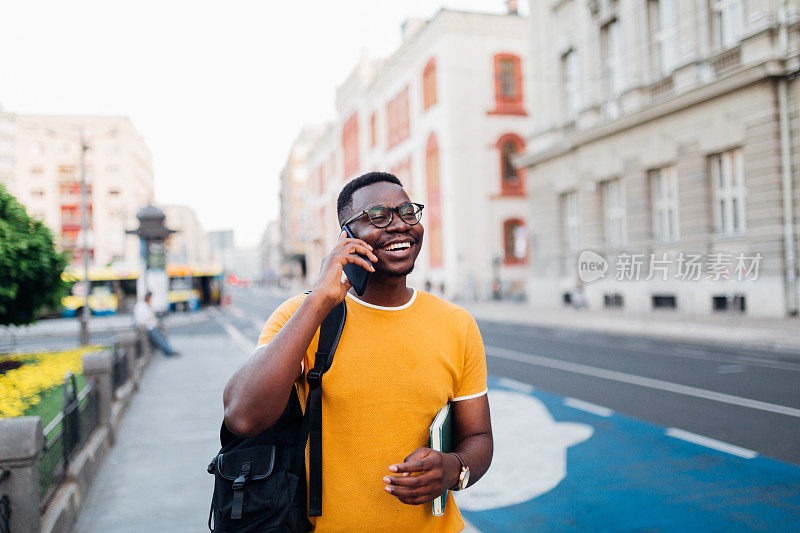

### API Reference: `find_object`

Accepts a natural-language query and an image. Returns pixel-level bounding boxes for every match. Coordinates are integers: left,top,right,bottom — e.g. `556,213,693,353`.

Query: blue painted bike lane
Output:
457,376,800,532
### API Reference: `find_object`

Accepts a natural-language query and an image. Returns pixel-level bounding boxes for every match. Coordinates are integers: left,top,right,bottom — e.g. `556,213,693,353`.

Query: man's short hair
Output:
337,172,403,225
145,291,153,299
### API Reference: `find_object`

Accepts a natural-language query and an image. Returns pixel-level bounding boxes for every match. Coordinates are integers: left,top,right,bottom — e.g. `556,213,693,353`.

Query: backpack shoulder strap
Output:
297,298,346,517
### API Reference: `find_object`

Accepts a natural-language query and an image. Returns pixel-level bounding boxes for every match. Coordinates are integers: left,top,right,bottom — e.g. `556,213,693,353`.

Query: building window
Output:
0,136,14,153
30,166,44,176
711,0,744,50
370,112,377,147
562,49,581,120
31,189,45,198
491,53,525,115
109,188,120,196
496,134,525,195
710,149,746,235
652,294,677,309
390,158,412,198
422,58,437,110
602,19,625,97
650,166,679,243
0,157,14,172
712,294,746,313
342,112,359,177
387,87,410,148
426,133,443,268
649,0,678,77
561,191,580,251
602,179,627,248
503,219,529,264
604,293,624,308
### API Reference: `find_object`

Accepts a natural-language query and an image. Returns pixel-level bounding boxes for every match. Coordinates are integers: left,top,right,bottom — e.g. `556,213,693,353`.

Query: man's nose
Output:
385,210,409,232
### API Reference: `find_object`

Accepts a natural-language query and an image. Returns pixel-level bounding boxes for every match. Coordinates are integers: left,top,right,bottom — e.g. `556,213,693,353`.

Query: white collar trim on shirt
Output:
346,287,417,311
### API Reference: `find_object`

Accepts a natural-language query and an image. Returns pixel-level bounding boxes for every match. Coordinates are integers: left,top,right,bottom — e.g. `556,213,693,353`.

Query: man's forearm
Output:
453,432,493,488
222,293,333,436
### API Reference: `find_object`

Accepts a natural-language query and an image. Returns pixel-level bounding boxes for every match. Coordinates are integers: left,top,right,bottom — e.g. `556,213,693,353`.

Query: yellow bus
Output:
61,266,139,317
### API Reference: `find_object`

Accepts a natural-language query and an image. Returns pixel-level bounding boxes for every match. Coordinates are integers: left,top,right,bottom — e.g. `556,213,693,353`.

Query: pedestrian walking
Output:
134,291,179,356
223,172,492,531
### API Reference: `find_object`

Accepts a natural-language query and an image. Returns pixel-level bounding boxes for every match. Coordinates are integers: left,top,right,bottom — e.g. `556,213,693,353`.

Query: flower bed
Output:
0,347,102,418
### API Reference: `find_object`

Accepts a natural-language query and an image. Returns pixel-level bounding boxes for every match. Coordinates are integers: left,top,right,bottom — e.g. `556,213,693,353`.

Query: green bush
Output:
0,184,67,326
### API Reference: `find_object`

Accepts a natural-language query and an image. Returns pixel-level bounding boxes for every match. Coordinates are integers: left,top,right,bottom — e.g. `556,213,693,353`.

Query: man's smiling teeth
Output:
385,242,411,251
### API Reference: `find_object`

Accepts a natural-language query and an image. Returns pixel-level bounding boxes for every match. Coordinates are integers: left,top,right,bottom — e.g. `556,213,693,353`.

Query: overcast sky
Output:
0,0,527,247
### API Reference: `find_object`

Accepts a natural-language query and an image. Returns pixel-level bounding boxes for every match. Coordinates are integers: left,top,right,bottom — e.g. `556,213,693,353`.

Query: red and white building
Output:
295,8,531,300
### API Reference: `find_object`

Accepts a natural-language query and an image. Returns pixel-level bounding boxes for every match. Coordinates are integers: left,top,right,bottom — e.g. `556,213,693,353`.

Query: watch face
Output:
461,468,470,489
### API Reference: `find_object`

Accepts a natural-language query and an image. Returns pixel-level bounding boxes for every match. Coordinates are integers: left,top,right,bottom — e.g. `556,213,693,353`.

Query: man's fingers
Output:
384,483,437,504
383,471,434,488
389,448,432,473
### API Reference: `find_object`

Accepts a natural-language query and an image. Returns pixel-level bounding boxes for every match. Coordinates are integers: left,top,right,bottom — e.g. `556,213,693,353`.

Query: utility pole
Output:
47,127,117,346
79,131,90,345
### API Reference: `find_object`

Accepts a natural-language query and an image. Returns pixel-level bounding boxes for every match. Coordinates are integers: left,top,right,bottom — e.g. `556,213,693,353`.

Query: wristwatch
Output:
449,452,470,491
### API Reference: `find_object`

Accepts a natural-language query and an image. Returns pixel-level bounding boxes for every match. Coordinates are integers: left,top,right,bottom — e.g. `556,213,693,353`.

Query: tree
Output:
0,184,67,326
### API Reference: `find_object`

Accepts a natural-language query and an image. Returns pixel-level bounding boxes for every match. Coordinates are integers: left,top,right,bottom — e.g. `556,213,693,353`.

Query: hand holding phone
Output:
341,225,373,296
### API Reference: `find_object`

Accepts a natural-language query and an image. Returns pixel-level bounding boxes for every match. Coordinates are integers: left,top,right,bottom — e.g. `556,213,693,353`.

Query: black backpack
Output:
207,300,346,532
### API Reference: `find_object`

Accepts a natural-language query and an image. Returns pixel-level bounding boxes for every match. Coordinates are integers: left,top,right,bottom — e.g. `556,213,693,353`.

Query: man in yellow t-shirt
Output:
223,172,492,532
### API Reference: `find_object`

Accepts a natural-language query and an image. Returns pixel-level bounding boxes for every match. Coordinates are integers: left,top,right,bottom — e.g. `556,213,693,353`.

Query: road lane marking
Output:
737,356,800,372
485,345,800,419
564,398,614,417
220,320,252,354
496,377,535,393
665,428,758,459
478,323,800,371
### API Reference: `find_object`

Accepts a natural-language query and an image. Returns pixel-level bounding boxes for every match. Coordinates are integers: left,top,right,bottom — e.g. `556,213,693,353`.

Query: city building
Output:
296,7,531,300
518,0,800,318
0,110,154,268
161,204,211,265
279,124,328,281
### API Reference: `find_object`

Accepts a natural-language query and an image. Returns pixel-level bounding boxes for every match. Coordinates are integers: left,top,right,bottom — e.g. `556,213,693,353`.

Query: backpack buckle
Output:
232,462,250,490
307,369,322,388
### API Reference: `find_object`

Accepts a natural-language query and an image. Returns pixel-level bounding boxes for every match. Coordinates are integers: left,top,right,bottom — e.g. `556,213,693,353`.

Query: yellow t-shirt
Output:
257,288,488,533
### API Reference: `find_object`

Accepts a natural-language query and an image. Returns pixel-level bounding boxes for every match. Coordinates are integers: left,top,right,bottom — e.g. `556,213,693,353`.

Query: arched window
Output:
426,133,443,268
342,112,359,177
423,58,437,110
491,53,525,115
503,219,529,264
496,133,526,195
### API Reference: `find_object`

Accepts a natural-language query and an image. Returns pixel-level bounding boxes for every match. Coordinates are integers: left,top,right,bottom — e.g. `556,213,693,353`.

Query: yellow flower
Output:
0,347,103,418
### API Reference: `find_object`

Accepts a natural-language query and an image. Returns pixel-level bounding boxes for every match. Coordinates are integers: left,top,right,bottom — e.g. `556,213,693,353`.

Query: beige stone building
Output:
0,110,154,268
161,204,210,265
519,0,800,317
299,8,531,300
279,124,328,280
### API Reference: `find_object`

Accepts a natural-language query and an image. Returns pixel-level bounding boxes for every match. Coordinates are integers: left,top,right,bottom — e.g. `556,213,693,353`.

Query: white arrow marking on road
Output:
666,428,758,459
486,346,800,418
454,390,593,511
564,397,614,417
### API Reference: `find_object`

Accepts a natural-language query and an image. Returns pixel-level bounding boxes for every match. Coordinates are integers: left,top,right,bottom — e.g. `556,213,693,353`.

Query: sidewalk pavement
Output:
459,299,800,355
73,320,245,532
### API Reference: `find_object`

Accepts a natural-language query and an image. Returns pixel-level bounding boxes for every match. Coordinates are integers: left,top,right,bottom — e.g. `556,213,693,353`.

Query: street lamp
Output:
47,127,118,345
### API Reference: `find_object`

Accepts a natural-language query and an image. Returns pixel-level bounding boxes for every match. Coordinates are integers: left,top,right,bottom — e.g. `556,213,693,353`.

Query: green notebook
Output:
429,402,452,516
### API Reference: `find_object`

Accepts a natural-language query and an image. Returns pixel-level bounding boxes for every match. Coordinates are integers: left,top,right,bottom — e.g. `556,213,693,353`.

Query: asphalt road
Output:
228,287,800,466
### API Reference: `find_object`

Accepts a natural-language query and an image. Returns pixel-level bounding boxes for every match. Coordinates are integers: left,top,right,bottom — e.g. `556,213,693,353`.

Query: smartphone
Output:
341,224,372,296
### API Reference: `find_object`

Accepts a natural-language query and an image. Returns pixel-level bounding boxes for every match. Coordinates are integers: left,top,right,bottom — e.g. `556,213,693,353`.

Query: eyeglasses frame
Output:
341,202,425,229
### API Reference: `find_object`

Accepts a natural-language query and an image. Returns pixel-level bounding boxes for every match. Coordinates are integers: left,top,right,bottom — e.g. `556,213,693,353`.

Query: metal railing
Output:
37,373,99,512
112,343,129,391
0,470,10,533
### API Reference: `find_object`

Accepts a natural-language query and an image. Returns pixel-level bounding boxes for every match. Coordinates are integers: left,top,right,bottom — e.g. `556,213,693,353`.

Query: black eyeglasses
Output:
342,202,425,228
